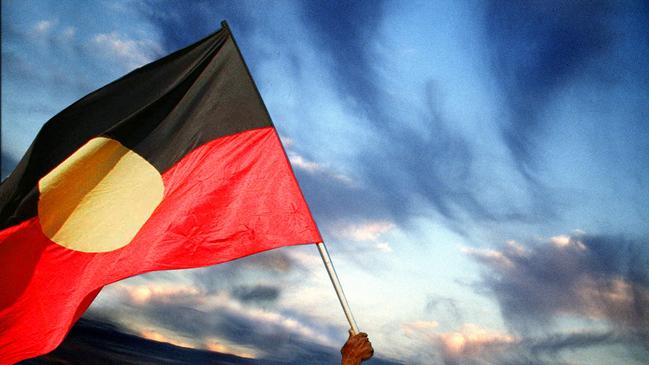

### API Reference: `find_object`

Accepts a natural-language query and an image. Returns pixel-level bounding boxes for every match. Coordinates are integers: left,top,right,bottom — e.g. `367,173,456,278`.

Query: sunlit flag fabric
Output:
0,24,321,363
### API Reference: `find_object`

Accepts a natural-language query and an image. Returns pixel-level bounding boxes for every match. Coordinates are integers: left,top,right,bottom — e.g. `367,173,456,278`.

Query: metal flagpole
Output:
316,242,360,335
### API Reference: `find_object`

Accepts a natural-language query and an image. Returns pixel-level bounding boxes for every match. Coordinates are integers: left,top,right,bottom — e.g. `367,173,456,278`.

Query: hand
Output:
341,330,374,365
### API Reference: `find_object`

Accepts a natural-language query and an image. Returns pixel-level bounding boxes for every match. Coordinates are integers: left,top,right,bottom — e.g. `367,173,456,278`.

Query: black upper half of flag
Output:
0,23,274,229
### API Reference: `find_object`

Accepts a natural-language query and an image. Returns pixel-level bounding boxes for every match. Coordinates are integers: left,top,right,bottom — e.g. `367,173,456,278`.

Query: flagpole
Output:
316,242,360,335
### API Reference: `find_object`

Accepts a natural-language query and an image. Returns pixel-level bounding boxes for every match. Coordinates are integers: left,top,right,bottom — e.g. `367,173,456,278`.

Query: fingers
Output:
341,331,374,361
350,333,373,359
350,332,368,340
362,341,374,359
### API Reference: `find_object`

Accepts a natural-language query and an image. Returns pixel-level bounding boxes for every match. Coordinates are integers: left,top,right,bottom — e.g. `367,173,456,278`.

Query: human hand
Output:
341,330,374,365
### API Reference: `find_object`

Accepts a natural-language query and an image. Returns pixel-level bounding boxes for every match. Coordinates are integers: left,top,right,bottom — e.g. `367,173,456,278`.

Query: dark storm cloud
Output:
484,0,612,178
232,285,280,303
192,250,295,294
524,331,617,355
467,232,649,356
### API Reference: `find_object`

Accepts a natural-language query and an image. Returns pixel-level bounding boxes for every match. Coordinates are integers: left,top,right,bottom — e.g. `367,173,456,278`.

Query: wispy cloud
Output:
483,1,613,178
33,19,57,34
91,31,163,70
331,220,396,253
288,152,354,186
338,221,395,242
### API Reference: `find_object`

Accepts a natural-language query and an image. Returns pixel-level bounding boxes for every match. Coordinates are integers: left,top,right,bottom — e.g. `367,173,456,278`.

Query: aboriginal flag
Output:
0,23,321,363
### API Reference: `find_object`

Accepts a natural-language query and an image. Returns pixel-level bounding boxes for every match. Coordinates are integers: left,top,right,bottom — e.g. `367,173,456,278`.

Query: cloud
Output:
465,231,649,360
402,321,516,365
126,0,559,238
33,19,57,34
329,220,396,255
301,1,386,119
203,337,257,359
135,0,255,53
402,320,439,336
426,295,463,325
483,1,613,178
91,32,163,70
296,2,559,235
337,221,395,242
288,152,353,186
139,328,195,349
436,324,517,365
402,319,645,365
375,242,393,253
27,19,76,46
61,26,76,40
118,283,200,306
100,281,347,363
192,249,295,295
232,285,280,303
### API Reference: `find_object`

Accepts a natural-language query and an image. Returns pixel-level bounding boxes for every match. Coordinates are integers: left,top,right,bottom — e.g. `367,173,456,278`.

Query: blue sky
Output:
2,1,649,364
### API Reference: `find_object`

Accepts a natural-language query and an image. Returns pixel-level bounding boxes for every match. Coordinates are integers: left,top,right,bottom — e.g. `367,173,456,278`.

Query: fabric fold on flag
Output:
0,24,321,364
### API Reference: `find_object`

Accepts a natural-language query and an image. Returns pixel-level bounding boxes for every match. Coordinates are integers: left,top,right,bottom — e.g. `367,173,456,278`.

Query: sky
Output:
2,0,649,364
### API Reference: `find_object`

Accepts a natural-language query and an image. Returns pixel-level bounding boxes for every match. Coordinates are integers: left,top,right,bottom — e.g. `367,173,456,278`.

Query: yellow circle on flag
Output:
38,137,164,253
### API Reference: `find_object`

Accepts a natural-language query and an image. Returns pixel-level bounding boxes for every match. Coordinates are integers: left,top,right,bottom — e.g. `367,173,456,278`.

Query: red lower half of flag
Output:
0,127,321,364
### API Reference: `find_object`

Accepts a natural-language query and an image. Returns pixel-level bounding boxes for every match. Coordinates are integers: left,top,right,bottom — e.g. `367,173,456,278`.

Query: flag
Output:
0,23,321,364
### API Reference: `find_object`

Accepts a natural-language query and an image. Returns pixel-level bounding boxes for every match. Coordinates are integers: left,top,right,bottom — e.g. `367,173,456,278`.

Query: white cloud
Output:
91,32,163,70
331,220,396,254
461,246,515,269
436,324,516,361
33,20,57,34
339,221,395,242
403,321,517,363
279,135,294,147
550,234,586,250
139,328,194,348
61,26,76,40
204,337,257,359
287,152,354,185
288,153,320,173
116,283,201,305
375,242,393,253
